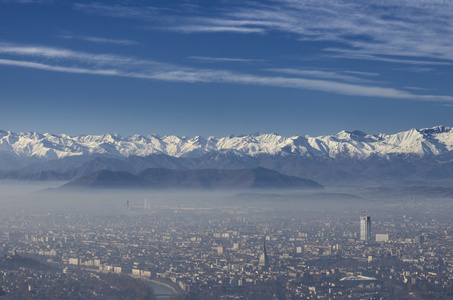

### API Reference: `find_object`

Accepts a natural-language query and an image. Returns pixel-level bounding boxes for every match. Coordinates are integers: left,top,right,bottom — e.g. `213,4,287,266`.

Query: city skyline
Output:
1,190,451,299
1,1,452,137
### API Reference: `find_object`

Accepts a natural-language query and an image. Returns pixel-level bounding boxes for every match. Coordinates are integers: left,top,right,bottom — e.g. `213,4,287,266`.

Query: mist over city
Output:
1,167,453,299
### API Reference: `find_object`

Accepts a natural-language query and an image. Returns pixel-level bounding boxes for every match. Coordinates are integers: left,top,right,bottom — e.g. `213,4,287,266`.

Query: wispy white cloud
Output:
225,0,453,62
160,16,272,34
60,35,138,46
404,86,432,91
0,43,145,66
401,67,436,73
73,3,161,19
0,43,452,102
343,71,379,77
326,52,453,66
0,58,119,76
266,68,376,83
74,1,453,64
189,56,264,63
164,25,264,34
74,3,264,34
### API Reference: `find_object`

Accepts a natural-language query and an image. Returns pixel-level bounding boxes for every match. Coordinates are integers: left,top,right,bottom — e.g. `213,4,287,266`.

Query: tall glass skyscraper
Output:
360,215,371,241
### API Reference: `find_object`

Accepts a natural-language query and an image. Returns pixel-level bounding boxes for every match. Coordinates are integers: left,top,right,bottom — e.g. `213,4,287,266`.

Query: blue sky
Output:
0,0,452,137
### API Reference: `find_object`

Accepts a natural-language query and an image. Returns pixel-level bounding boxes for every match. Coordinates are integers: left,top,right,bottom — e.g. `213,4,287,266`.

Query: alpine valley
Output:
1,126,453,187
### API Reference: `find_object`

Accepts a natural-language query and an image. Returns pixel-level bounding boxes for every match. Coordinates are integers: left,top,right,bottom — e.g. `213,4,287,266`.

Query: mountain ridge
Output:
62,167,324,190
1,126,452,163
2,126,453,185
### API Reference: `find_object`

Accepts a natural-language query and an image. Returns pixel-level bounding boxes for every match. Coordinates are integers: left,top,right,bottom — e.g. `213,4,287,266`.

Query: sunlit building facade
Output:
360,215,371,241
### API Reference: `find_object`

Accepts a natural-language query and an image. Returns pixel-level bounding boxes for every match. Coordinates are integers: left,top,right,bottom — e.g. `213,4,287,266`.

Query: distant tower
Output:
258,237,270,271
360,211,371,241
144,198,147,210
127,200,130,211
414,235,424,245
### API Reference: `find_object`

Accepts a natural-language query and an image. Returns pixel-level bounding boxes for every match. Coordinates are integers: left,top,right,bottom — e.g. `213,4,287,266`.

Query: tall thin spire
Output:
259,236,270,270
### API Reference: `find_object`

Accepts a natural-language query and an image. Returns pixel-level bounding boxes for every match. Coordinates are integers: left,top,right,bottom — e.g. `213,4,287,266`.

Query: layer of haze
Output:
1,181,451,223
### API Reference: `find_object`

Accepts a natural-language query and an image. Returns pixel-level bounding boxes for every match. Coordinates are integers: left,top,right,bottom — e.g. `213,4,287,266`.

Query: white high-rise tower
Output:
360,212,371,241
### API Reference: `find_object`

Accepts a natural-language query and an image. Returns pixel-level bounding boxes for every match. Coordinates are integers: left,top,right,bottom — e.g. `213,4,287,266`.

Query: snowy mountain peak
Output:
418,125,452,136
336,130,369,140
0,126,452,162
350,130,367,137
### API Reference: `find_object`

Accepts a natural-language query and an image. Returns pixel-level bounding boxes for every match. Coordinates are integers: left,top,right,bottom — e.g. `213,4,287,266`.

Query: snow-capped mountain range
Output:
1,126,452,161
2,126,453,185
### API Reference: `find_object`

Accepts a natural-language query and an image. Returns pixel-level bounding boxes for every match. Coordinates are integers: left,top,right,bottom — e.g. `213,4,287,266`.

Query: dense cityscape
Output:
1,192,452,299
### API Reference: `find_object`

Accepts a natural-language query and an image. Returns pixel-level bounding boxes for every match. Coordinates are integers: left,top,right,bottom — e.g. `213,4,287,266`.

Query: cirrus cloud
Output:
74,0,453,64
0,43,452,102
